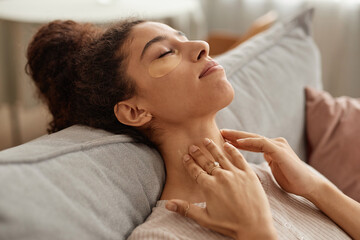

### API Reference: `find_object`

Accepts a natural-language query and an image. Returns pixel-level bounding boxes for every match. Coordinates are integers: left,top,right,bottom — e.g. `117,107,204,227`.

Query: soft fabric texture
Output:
128,163,349,240
215,7,322,163
0,6,322,240
0,125,165,240
306,87,360,202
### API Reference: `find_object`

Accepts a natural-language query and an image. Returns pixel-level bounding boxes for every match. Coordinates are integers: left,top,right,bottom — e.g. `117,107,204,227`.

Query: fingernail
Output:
189,145,199,153
183,154,191,162
166,202,177,212
203,138,211,145
237,139,245,143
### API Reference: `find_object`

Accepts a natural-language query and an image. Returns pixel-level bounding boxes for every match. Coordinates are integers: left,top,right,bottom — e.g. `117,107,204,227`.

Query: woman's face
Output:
126,22,234,124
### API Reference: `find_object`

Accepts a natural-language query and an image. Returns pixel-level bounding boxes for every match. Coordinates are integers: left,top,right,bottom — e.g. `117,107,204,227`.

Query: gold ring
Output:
209,161,221,175
194,170,206,183
209,165,221,175
184,203,190,217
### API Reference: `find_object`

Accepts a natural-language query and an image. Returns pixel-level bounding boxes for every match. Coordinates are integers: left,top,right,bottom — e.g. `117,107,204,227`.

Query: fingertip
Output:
224,141,235,149
220,129,230,134
165,201,178,212
183,154,191,163
223,142,238,156
203,138,211,146
189,145,199,154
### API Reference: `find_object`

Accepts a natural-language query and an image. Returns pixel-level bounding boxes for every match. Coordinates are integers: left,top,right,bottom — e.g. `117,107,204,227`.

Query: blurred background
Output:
0,0,359,150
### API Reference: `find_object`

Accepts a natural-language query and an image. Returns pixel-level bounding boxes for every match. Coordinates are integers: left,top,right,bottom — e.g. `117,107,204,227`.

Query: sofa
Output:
0,7,322,240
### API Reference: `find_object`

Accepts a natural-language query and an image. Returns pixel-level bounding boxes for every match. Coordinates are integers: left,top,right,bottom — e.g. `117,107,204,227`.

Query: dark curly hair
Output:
25,19,155,147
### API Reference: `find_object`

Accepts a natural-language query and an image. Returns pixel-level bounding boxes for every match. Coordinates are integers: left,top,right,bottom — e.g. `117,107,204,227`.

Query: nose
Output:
186,40,210,62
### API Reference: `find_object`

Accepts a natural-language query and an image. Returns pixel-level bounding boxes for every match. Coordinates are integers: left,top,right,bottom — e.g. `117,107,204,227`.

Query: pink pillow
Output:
305,87,360,202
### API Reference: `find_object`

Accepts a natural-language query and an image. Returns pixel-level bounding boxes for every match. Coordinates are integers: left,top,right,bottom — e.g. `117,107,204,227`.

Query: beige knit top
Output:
128,163,350,240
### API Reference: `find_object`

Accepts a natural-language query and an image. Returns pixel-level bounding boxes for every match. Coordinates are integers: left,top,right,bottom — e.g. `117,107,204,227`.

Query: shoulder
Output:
127,201,186,240
127,201,232,240
128,221,179,240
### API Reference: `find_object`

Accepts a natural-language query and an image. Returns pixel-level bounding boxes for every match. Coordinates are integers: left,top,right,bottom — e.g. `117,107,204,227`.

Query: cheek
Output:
148,50,182,78
143,80,196,120
141,65,233,121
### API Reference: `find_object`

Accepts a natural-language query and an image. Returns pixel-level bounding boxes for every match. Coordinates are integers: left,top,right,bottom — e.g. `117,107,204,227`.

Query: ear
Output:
114,101,152,127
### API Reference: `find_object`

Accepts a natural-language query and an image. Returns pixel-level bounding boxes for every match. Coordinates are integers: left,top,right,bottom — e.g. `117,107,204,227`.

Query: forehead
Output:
132,21,176,39
129,22,176,50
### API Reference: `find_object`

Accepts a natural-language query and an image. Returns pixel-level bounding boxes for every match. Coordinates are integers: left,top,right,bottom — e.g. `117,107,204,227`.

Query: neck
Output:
156,116,225,203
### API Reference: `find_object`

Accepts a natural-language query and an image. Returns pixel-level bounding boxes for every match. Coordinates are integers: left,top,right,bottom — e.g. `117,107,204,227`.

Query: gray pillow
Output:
0,6,321,240
0,126,165,240
216,7,322,163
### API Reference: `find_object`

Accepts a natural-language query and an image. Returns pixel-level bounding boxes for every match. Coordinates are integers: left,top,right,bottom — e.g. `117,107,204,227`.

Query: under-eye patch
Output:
149,49,182,78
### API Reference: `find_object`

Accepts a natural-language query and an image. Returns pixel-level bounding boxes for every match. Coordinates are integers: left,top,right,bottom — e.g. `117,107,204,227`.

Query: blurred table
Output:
0,0,206,147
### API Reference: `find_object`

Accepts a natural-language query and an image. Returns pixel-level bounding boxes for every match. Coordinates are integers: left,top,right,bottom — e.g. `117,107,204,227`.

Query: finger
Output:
220,129,262,142
189,145,218,174
165,199,207,223
183,154,212,185
223,142,249,170
274,137,289,147
236,137,277,154
203,138,233,171
223,139,242,149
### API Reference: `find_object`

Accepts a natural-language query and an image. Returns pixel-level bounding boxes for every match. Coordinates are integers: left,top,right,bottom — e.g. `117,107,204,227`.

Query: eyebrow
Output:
140,31,186,60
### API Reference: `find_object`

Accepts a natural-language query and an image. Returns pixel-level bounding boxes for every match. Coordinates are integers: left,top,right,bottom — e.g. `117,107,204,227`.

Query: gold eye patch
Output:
148,49,182,78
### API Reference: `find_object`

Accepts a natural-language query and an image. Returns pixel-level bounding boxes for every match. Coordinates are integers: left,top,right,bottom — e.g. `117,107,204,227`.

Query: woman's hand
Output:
165,139,277,240
221,129,360,239
221,129,322,199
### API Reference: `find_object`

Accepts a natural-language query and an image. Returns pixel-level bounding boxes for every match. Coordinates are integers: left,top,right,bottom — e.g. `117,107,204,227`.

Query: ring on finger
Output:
184,203,190,217
209,166,221,175
194,170,207,183
213,161,220,167
209,161,221,175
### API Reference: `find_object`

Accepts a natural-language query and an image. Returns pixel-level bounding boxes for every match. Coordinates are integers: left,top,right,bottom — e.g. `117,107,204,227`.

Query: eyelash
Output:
158,49,174,58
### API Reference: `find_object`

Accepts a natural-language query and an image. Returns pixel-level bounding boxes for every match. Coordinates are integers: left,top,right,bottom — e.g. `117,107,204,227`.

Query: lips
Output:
199,60,219,78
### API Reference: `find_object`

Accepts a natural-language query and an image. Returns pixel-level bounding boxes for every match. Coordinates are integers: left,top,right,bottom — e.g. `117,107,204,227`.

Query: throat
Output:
160,176,207,203
157,117,225,203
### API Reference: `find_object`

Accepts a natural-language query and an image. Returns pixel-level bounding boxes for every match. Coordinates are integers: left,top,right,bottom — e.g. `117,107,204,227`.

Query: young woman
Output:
26,19,359,239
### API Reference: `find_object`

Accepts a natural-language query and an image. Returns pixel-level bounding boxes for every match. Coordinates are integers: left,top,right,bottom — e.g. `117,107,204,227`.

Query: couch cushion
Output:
215,7,322,163
0,125,164,240
305,87,360,202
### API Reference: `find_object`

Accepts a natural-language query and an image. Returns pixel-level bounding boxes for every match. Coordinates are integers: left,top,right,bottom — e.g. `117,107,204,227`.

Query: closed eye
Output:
158,50,174,58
